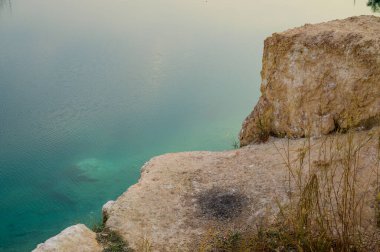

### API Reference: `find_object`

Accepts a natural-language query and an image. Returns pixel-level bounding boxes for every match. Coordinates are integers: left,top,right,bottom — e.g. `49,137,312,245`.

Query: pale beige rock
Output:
32,224,102,252
102,200,115,223
105,128,380,251
240,15,380,146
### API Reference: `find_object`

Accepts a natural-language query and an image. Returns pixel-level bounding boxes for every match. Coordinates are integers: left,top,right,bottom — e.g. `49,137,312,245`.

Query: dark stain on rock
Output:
197,188,247,220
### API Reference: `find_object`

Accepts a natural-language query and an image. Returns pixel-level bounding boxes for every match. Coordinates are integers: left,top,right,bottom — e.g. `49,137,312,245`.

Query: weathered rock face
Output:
240,15,380,146
104,128,380,251
33,224,102,252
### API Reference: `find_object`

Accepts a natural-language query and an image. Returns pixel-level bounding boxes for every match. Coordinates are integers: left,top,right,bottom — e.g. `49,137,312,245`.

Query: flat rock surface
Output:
105,129,380,251
240,15,380,146
33,224,102,252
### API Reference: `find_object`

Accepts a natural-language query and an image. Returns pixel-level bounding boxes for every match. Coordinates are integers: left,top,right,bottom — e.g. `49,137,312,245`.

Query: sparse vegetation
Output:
98,229,132,252
135,237,153,252
232,139,240,149
199,229,243,252
368,0,380,12
92,220,133,252
91,220,105,233
198,129,380,251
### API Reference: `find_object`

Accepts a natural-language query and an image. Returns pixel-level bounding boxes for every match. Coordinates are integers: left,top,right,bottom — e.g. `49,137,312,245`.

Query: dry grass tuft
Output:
199,129,380,252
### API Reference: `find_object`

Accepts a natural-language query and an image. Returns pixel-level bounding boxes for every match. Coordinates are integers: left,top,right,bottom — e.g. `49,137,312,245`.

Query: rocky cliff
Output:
33,15,380,252
240,15,380,146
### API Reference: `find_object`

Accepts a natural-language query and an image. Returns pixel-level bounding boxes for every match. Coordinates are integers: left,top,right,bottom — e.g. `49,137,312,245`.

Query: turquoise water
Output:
0,0,378,251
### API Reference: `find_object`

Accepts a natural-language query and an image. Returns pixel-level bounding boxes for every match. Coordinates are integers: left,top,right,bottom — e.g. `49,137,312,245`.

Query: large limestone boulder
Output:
240,15,380,146
33,224,102,252
104,128,380,251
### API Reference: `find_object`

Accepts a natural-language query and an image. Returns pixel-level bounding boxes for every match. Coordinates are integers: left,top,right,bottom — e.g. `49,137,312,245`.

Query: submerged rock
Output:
240,15,380,146
33,224,102,252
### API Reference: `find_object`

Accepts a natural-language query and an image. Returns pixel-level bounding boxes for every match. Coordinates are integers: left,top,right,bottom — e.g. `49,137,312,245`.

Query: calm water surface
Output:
0,0,378,251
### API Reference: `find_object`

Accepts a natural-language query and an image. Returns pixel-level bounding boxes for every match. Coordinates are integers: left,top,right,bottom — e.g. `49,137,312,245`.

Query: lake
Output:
0,0,378,251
